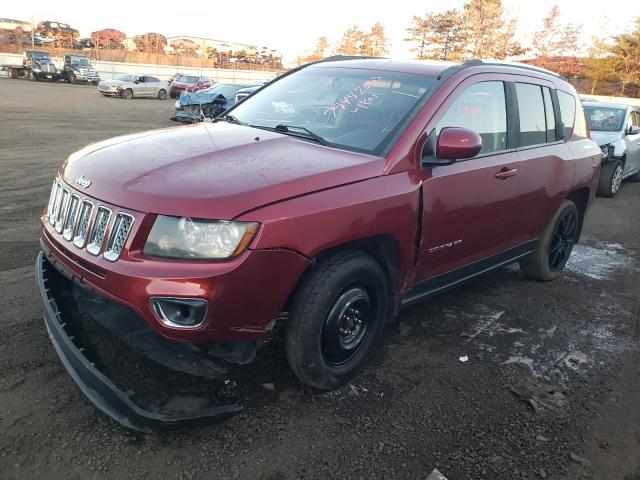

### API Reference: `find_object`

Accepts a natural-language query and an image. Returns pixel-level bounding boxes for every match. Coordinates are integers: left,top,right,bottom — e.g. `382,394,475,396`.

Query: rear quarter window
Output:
557,90,577,139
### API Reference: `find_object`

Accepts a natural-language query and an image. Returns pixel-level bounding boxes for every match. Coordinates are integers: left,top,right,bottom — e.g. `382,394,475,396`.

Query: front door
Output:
624,110,640,176
414,78,527,283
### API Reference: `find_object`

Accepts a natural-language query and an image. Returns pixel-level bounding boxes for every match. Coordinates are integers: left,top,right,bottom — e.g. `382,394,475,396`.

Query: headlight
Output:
144,215,259,259
174,100,180,109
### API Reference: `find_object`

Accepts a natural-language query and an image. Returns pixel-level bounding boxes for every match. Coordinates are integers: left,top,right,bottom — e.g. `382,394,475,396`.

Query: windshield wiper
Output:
271,124,330,146
218,114,247,125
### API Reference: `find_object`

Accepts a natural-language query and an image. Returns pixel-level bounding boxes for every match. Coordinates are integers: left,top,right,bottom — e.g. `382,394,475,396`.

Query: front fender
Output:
606,139,626,159
238,172,421,289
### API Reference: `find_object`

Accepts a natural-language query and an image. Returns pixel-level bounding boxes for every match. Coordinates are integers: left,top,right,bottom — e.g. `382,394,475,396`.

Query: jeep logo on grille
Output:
73,175,91,188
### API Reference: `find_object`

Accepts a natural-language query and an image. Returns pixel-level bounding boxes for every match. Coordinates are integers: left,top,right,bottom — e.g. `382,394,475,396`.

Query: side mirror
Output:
628,125,640,135
422,127,482,167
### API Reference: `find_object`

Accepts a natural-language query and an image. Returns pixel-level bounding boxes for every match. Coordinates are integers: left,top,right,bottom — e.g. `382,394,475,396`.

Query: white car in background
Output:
583,101,640,197
98,74,168,100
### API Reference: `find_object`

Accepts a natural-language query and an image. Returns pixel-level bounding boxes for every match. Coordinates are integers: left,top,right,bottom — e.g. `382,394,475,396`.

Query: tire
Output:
121,88,133,100
520,200,579,281
157,89,167,100
69,72,76,84
596,160,624,197
29,70,37,81
285,250,389,390
170,92,177,99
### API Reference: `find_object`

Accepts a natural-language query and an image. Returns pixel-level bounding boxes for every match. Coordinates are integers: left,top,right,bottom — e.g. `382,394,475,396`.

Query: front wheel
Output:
68,72,76,84
285,251,389,390
121,88,133,100
597,160,624,197
520,200,579,281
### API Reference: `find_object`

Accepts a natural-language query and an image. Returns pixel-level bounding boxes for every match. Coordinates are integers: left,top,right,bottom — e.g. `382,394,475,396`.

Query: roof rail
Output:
462,59,561,78
320,55,384,62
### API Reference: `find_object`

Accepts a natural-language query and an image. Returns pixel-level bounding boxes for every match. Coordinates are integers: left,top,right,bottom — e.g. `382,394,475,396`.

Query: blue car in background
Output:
170,82,260,123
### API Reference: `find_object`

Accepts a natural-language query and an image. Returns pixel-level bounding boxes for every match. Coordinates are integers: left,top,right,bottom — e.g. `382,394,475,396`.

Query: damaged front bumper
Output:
170,108,202,123
36,250,242,432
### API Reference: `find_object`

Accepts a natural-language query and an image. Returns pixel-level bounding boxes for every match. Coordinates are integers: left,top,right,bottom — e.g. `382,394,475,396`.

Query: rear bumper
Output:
36,251,242,432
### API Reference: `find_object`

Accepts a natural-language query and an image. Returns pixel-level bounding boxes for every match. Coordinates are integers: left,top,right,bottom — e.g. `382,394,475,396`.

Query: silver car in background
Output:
98,74,168,100
583,101,640,197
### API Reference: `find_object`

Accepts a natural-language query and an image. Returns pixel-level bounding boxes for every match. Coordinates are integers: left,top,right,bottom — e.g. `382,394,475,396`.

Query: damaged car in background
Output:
583,101,640,197
170,82,259,123
169,74,212,98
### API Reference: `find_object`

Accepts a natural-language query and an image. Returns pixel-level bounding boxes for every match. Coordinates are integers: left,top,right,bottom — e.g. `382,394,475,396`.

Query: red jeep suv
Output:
37,57,601,431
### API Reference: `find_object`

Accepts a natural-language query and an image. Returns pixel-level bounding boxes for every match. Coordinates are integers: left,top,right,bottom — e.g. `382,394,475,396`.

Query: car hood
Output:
60,122,385,219
179,90,225,105
171,82,193,88
590,130,623,146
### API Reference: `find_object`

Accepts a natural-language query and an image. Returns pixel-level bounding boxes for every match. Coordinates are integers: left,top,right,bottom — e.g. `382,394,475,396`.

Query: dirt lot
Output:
0,79,639,480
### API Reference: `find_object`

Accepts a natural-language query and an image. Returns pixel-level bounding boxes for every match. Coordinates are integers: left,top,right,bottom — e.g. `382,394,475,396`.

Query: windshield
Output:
71,58,91,66
584,106,626,132
30,52,49,60
116,74,136,82
177,75,200,83
229,66,437,154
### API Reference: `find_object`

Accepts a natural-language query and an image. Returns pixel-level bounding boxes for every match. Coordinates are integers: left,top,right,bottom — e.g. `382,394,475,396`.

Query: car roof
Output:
308,57,561,80
582,101,632,110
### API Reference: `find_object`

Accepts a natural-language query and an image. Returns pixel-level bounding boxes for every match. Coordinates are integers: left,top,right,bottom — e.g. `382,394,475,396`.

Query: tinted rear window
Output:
515,83,546,147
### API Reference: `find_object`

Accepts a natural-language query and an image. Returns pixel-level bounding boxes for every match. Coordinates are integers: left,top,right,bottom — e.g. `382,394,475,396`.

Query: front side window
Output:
583,106,626,132
436,81,507,155
229,66,437,155
516,83,546,147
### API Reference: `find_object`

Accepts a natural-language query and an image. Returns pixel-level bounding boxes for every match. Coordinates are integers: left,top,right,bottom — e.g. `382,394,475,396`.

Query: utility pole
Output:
31,16,35,50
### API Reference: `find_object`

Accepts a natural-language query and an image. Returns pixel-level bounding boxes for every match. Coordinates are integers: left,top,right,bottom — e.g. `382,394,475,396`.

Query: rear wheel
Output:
121,88,133,100
596,160,624,197
157,89,167,100
520,200,579,281
285,251,389,390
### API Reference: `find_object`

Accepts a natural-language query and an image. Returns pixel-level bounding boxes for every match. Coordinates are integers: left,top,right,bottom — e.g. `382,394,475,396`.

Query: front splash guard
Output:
36,251,242,432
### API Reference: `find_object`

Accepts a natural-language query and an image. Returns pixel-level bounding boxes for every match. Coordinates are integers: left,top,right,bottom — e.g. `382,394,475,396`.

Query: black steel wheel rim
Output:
548,209,578,272
321,284,374,367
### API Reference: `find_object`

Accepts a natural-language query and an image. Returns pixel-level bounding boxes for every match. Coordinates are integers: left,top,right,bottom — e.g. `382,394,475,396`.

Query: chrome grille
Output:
49,183,63,226
104,213,134,261
54,189,70,233
63,194,80,241
45,179,135,261
73,200,94,248
87,207,112,255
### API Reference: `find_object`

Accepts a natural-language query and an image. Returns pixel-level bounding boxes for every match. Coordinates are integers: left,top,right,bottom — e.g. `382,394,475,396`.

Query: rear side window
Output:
557,91,576,139
515,83,546,147
436,81,507,155
542,87,556,142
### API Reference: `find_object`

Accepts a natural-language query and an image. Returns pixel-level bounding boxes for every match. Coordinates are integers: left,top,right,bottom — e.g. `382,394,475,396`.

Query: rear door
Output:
512,79,575,238
414,76,527,283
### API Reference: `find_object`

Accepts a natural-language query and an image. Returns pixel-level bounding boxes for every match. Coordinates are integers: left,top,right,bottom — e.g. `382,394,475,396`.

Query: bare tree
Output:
530,3,582,74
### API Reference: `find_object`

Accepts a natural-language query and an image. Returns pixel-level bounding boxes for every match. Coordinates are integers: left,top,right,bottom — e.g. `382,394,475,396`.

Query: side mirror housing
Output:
422,127,483,167
628,125,640,135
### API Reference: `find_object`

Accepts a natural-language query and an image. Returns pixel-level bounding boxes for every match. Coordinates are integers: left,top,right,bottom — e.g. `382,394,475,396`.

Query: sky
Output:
4,0,639,63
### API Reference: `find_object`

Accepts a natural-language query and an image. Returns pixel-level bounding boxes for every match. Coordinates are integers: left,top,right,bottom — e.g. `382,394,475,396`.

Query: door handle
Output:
495,167,519,180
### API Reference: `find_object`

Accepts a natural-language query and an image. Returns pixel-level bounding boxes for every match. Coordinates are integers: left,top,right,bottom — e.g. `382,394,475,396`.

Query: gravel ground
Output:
0,79,639,480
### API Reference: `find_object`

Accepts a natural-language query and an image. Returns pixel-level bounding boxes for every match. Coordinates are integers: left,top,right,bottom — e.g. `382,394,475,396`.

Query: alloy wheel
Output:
548,208,578,272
